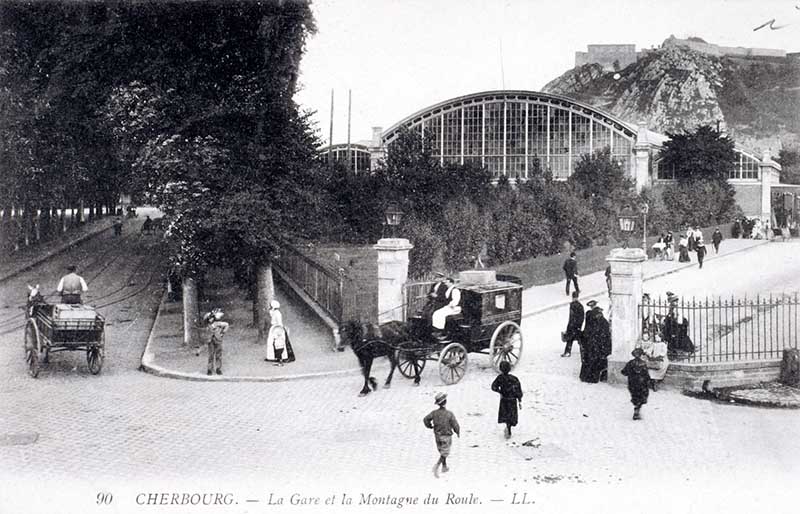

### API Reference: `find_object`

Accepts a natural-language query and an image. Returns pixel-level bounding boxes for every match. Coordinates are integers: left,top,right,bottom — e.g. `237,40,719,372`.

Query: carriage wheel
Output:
87,334,105,375
489,321,523,372
438,343,468,385
24,320,41,378
397,348,426,379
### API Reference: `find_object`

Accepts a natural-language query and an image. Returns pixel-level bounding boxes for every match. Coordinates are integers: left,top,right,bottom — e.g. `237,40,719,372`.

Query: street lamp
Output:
640,202,649,256
618,206,637,248
383,202,404,238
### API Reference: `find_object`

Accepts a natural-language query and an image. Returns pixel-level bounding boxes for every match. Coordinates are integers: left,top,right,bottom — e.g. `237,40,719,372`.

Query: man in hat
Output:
423,392,460,478
204,308,229,375
56,265,88,304
621,347,651,420
561,291,584,357
562,252,579,296
424,273,450,319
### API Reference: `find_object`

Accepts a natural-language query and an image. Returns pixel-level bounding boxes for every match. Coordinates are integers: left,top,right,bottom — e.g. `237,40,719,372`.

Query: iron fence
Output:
639,294,800,363
274,243,345,322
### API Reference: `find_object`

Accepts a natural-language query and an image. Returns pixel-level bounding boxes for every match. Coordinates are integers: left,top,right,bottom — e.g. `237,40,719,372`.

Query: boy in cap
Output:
621,348,651,420
203,308,229,376
423,392,460,477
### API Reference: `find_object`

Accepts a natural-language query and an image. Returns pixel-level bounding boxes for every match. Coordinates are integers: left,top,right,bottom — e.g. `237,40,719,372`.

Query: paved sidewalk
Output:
521,237,767,318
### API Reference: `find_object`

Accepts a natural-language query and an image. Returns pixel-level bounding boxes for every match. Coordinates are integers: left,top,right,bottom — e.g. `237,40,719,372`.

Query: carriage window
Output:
495,294,506,310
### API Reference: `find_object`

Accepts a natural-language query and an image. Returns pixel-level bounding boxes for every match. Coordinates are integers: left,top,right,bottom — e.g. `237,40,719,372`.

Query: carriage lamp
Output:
384,202,404,238
618,206,637,248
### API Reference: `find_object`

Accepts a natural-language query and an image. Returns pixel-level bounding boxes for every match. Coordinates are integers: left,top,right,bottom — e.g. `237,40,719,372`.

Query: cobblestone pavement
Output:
1,229,799,514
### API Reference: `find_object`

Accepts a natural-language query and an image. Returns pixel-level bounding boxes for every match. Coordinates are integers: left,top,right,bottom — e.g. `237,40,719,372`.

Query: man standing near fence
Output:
561,291,584,357
563,252,579,296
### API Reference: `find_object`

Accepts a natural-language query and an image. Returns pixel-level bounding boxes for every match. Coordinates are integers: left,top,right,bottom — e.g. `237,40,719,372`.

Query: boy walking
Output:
423,393,460,478
204,308,229,376
621,348,651,420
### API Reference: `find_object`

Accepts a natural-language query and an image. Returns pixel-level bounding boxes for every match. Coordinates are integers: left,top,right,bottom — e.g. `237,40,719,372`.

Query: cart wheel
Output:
87,347,104,375
24,320,41,378
438,343,468,385
489,321,523,372
397,348,426,378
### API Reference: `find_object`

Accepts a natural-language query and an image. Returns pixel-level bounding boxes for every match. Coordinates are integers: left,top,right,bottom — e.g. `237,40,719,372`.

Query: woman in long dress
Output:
641,339,669,390
264,300,295,365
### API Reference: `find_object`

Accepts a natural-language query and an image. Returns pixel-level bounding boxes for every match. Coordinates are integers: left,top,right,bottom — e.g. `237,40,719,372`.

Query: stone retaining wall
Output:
664,359,782,392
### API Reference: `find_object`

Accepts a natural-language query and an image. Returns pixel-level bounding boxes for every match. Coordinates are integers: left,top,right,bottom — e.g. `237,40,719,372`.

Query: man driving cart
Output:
56,265,88,304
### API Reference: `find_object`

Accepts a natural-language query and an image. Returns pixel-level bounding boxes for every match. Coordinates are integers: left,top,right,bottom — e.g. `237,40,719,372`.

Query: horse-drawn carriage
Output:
343,270,524,395
24,299,106,378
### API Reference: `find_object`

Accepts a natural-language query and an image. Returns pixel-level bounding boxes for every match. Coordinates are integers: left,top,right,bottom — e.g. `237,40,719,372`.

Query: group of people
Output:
424,359,523,478
201,299,295,376
562,293,612,383
652,226,723,269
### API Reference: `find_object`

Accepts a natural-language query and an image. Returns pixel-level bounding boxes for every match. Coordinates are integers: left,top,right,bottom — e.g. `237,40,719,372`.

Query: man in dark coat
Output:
563,252,579,296
580,301,611,383
621,348,651,420
711,227,723,254
561,291,584,357
423,273,449,319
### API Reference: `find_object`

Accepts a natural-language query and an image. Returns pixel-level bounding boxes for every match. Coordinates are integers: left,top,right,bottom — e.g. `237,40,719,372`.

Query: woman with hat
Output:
264,300,295,365
423,392,460,478
621,347,651,420
580,300,611,383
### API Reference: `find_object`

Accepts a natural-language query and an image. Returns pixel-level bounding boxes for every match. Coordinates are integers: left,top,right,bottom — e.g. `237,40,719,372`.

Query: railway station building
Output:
324,90,783,221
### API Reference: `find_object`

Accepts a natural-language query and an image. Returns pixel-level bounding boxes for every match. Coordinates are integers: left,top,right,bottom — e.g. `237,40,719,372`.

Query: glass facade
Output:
655,150,761,181
383,92,637,180
326,145,372,173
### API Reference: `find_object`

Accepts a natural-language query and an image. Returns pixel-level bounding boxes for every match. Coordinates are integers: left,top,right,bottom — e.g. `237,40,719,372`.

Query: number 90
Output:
96,492,113,505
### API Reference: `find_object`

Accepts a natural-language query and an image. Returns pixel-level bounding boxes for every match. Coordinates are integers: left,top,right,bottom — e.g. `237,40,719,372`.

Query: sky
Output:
294,0,800,147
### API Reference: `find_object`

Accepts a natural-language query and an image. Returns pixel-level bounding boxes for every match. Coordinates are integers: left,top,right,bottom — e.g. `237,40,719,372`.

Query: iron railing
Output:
274,243,345,322
639,294,800,363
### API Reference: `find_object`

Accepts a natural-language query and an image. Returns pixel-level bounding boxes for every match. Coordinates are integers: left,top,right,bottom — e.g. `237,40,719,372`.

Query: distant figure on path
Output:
423,393,460,478
678,235,690,262
562,291,584,357
621,348,651,420
563,252,579,296
695,232,707,269
491,361,524,439
732,219,741,239
664,231,674,261
711,227,723,254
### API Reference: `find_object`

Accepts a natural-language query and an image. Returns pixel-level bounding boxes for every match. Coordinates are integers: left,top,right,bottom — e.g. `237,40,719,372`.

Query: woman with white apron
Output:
264,300,295,365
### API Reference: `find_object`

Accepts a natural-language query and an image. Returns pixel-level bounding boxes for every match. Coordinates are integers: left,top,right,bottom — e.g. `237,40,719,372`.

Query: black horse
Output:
341,319,422,396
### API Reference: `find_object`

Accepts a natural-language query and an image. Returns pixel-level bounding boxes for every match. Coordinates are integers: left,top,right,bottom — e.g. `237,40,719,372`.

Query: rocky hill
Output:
543,45,800,153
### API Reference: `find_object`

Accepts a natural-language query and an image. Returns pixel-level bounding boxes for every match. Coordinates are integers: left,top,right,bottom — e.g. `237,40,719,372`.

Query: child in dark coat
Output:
621,347,651,420
491,361,523,439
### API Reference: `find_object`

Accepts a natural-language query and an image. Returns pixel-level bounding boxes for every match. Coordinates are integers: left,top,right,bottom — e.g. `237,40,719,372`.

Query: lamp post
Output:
383,202,404,238
640,202,649,257
618,206,637,249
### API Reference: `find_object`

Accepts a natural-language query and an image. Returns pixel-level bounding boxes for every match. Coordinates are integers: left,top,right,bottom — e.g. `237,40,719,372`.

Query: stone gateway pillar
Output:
606,248,646,384
374,238,413,324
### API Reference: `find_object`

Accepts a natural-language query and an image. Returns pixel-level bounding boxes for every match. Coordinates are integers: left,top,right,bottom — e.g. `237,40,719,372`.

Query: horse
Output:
340,319,422,396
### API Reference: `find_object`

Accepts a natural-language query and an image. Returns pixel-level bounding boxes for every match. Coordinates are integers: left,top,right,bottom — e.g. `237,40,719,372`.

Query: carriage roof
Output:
458,280,522,295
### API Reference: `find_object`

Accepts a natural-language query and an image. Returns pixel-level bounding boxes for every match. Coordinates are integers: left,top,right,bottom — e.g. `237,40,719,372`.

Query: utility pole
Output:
328,89,334,173
347,89,352,172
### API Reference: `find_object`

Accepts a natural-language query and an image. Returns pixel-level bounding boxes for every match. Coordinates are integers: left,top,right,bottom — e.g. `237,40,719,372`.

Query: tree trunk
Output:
255,261,275,344
34,209,41,242
182,276,200,348
78,200,85,224
60,207,66,233
23,206,31,247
